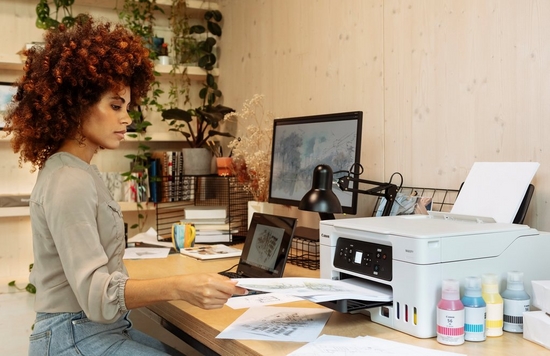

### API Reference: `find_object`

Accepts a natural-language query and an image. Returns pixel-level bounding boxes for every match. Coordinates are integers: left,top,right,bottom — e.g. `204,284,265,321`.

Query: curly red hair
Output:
4,18,154,170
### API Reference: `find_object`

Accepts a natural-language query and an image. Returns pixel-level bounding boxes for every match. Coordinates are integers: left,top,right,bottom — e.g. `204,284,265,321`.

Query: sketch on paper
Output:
216,306,332,342
235,277,393,303
270,119,358,205
226,292,303,309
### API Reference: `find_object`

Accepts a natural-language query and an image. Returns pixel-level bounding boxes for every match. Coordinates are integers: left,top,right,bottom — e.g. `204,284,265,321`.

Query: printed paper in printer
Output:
451,162,539,223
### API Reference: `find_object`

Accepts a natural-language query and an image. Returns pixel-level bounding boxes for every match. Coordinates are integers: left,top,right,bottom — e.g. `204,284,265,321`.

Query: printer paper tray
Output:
301,278,393,303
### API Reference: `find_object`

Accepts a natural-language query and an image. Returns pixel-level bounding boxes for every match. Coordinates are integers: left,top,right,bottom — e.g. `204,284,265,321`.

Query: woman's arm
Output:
124,273,248,310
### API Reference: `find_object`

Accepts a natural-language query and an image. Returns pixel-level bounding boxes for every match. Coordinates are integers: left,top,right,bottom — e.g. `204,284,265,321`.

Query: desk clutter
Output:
524,280,550,350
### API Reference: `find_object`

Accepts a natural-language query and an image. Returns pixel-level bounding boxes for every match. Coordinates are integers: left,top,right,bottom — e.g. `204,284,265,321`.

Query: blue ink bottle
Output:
462,276,486,341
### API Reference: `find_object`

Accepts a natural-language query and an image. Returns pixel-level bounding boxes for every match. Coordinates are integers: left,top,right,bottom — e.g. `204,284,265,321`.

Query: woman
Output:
4,18,247,356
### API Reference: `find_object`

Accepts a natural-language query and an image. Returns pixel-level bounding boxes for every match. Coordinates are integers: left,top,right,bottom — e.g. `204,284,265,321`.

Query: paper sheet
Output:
127,227,172,248
226,293,303,309
235,277,392,302
123,247,170,259
451,162,539,223
216,306,332,342
288,334,466,356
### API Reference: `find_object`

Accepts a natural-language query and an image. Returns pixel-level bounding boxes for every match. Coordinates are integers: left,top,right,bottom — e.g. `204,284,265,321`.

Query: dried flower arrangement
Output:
226,95,274,202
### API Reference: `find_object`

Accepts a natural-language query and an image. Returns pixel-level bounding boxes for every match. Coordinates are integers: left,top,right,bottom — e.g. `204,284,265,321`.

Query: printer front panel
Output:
333,237,393,281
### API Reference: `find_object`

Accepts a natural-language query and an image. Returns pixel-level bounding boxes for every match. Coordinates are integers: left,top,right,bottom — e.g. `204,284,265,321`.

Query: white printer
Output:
319,213,550,338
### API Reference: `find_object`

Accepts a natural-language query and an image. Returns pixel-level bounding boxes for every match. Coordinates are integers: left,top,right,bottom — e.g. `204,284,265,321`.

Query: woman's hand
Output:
125,273,248,310
174,273,248,309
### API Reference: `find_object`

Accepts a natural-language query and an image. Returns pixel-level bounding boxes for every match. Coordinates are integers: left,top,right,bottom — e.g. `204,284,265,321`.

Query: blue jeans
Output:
28,311,185,356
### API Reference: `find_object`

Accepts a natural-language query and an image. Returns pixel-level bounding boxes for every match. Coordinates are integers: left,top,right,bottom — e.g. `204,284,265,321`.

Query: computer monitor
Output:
268,111,362,215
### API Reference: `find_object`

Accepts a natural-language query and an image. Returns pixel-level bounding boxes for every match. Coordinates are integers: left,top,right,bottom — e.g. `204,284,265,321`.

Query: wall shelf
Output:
0,54,23,71
77,0,218,16
0,54,218,81
0,202,155,218
0,207,30,218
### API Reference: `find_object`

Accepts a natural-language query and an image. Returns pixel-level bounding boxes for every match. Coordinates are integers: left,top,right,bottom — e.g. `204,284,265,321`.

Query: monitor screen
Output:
268,111,362,215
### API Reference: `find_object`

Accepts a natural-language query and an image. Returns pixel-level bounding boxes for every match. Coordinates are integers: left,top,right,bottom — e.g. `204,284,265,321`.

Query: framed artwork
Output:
0,82,17,129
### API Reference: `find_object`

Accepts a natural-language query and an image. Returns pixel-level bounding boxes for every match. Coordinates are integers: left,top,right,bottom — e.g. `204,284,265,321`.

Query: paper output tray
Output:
319,299,392,313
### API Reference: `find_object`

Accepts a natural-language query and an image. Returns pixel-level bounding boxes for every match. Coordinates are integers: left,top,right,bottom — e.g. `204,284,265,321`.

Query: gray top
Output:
29,152,128,323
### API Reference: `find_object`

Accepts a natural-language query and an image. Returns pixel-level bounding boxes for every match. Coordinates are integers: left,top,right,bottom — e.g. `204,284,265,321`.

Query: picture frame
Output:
0,82,17,129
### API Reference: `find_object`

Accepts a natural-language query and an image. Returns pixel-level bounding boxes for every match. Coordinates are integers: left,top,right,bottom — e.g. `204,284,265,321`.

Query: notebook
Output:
219,212,297,279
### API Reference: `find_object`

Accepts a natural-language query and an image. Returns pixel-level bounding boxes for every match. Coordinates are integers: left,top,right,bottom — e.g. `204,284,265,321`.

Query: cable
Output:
389,172,404,190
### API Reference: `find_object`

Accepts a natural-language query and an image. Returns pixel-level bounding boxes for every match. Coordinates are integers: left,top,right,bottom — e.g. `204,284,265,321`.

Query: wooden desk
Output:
125,254,548,356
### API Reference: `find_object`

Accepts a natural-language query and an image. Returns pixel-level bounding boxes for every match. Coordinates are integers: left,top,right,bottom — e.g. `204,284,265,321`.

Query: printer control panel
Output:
334,237,392,281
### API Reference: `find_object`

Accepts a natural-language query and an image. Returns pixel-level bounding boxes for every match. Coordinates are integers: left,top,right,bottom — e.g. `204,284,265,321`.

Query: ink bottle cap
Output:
441,279,460,300
506,271,525,291
464,276,482,297
482,273,500,293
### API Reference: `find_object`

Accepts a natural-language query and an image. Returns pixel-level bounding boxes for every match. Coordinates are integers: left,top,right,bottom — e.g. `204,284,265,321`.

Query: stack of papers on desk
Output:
234,277,393,303
127,227,172,248
288,334,466,356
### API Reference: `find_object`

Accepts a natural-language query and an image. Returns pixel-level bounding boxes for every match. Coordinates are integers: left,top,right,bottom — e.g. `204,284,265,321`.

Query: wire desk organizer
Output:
371,186,460,217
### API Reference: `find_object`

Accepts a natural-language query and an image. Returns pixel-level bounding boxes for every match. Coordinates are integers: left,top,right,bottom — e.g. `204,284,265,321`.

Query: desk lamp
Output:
299,164,343,220
335,163,399,217
299,163,399,218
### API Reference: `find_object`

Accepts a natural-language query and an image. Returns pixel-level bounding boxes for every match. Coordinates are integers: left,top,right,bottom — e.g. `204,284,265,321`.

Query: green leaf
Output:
189,25,205,34
26,284,37,294
206,73,215,87
161,108,193,122
205,10,223,22
8,281,15,287
207,22,222,37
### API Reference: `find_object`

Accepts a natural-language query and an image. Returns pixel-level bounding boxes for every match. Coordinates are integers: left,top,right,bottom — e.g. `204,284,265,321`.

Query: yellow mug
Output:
171,222,196,252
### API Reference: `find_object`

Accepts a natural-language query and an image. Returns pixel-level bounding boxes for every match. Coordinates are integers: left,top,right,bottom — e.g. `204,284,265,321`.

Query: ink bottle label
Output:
464,305,486,341
485,302,504,336
437,308,465,345
503,299,529,333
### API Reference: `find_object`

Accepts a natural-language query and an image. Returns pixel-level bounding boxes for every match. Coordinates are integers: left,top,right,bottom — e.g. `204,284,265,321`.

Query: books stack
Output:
183,205,235,243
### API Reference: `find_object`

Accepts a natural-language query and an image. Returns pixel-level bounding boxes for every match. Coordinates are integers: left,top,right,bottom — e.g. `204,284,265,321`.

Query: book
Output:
187,219,241,232
184,205,227,219
179,217,229,225
180,244,242,260
194,232,232,243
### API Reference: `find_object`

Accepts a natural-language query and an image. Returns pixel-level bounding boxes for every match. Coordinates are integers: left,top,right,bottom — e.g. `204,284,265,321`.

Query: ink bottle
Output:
482,273,503,337
502,271,530,333
437,279,465,345
462,276,486,341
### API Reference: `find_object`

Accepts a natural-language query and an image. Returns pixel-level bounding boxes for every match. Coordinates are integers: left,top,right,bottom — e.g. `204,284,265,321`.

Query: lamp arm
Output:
337,176,398,216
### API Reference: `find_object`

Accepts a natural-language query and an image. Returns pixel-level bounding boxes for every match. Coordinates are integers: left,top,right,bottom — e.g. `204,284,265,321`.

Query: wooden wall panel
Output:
221,0,550,229
383,0,550,228
220,0,386,221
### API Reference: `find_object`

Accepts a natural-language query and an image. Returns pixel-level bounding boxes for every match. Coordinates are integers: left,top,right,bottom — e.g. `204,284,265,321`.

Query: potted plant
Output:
35,0,89,30
161,2,234,175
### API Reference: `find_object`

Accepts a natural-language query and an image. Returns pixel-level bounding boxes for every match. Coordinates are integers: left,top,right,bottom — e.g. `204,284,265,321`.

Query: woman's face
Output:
81,86,132,151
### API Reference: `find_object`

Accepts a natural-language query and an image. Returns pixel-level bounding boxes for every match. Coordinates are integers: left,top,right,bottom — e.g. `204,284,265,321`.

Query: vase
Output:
182,148,213,175
216,157,233,176
247,201,274,228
